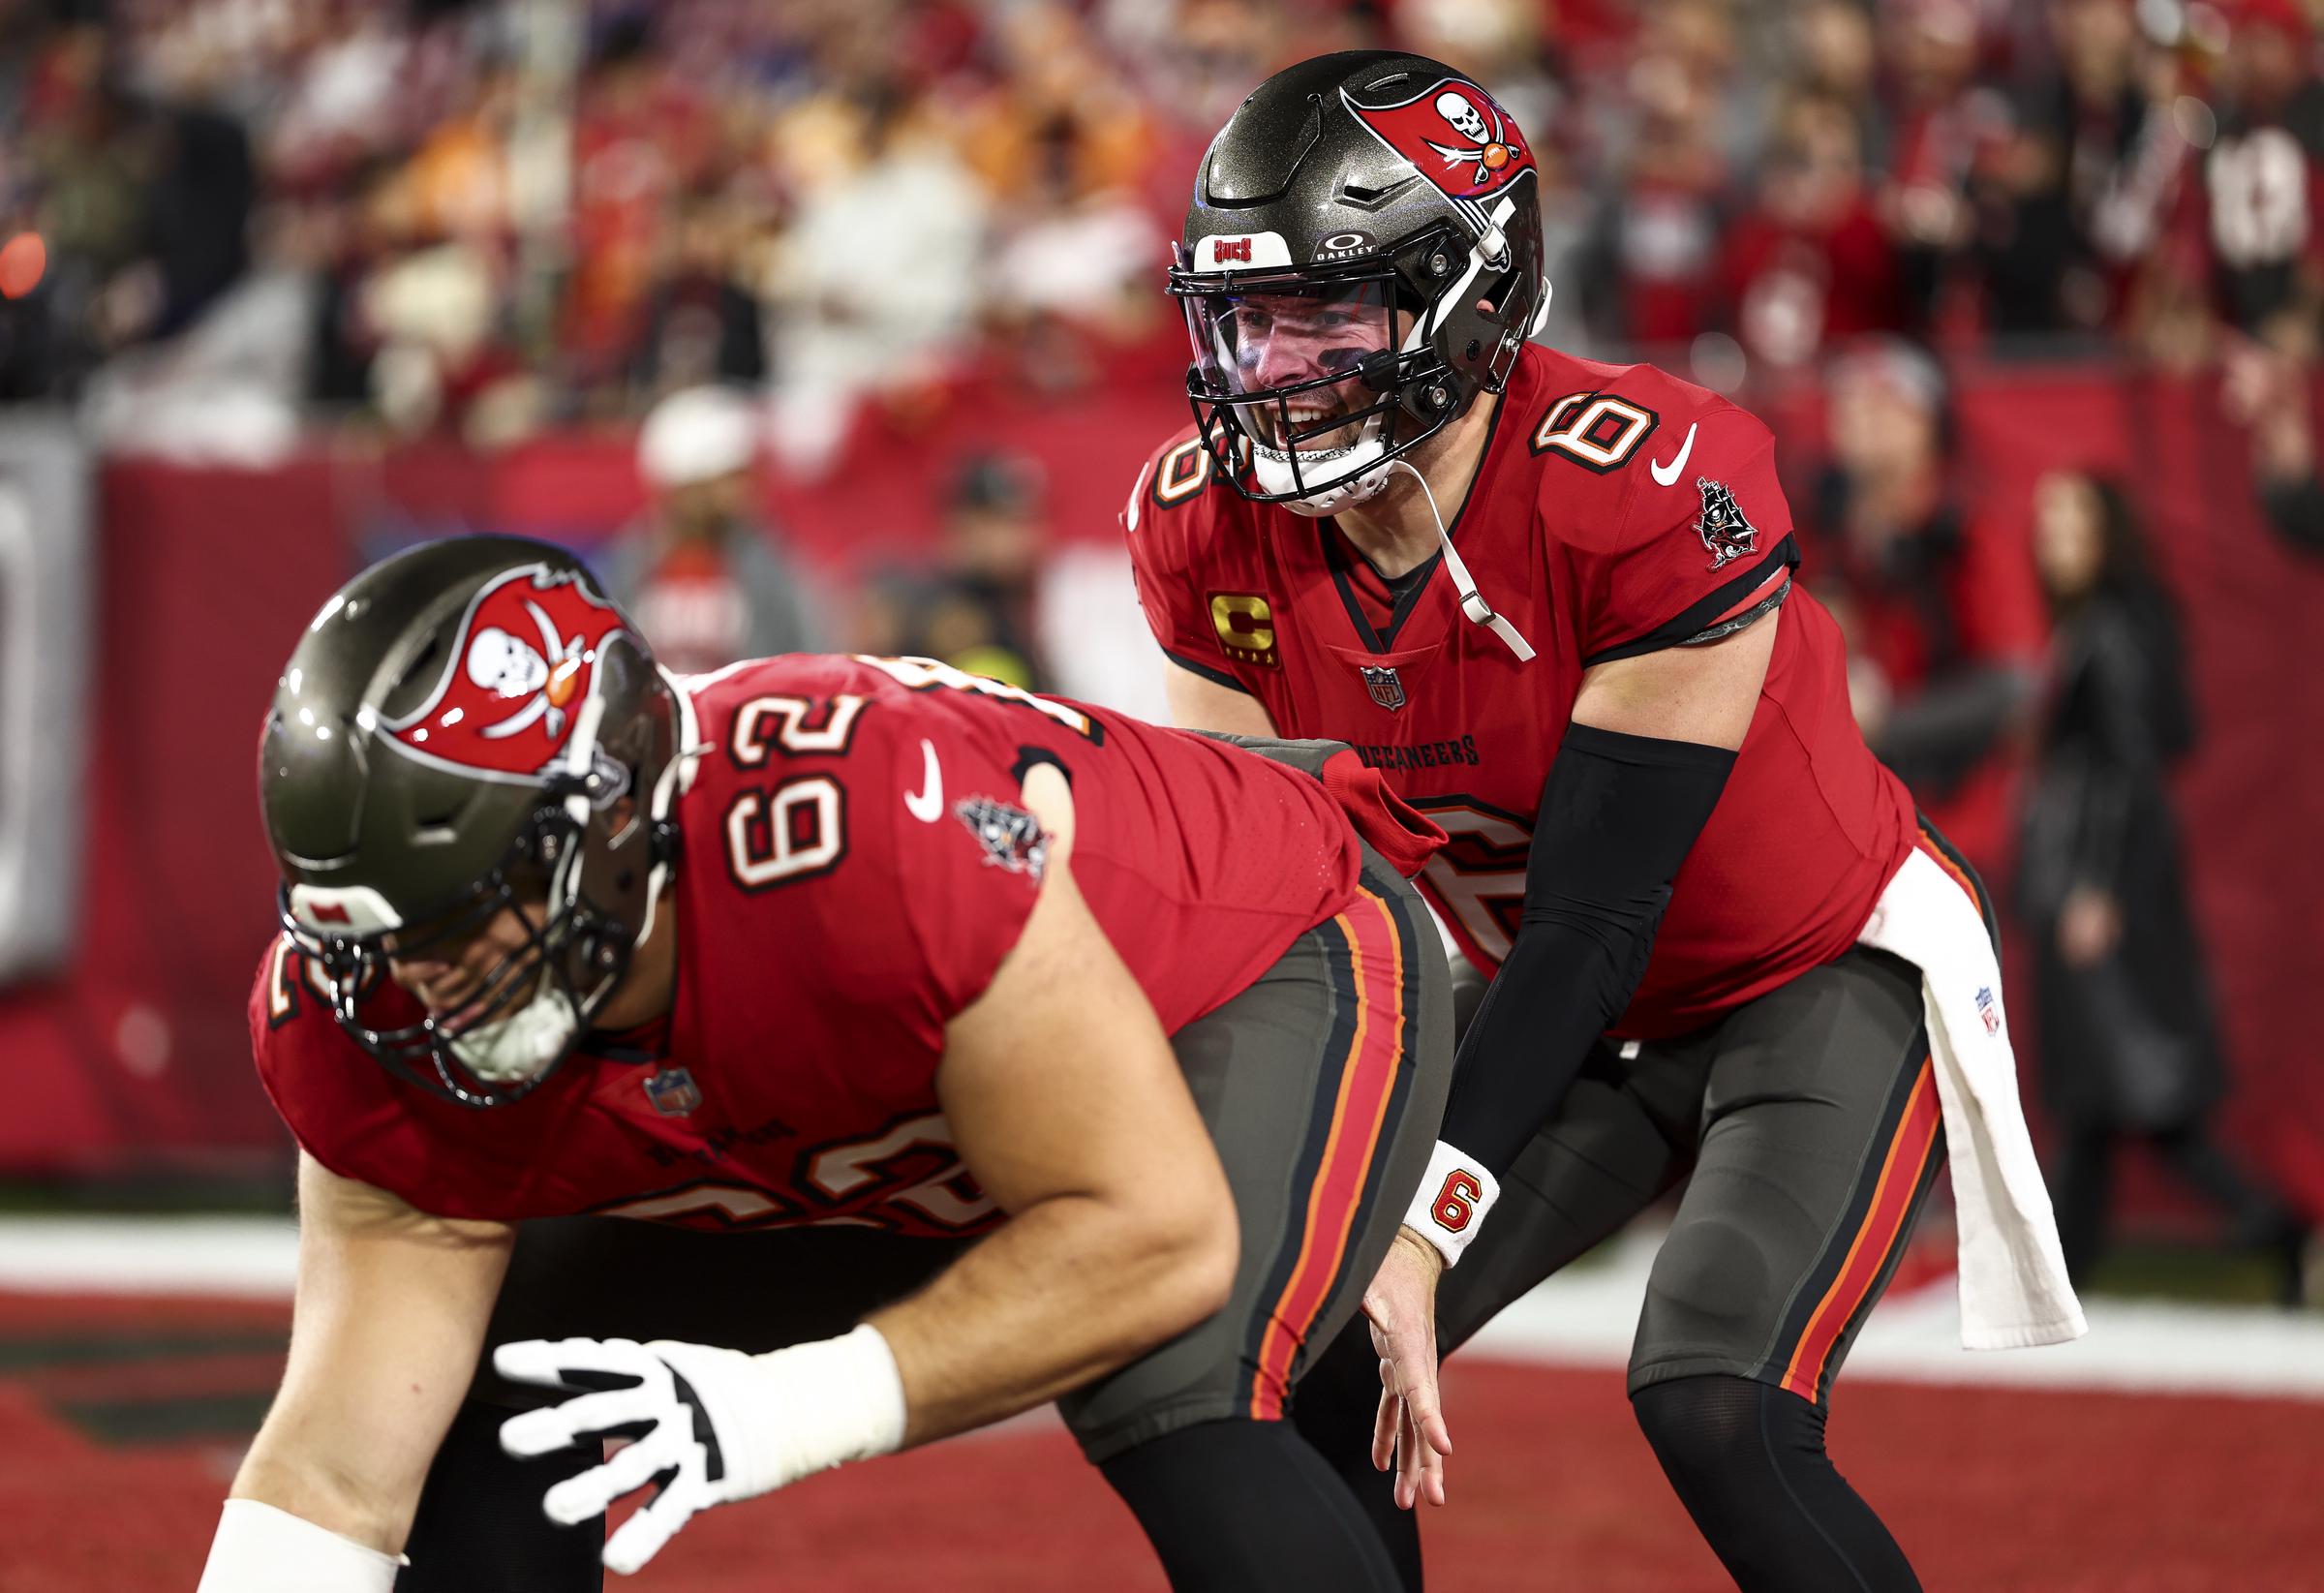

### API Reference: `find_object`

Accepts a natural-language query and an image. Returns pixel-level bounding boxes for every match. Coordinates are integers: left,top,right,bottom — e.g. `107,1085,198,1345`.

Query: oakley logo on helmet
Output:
384,565,631,781
1340,76,1534,219
1312,230,1376,262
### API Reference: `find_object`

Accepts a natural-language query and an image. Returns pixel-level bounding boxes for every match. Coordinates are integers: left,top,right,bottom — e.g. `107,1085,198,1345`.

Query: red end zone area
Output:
6,1291,2319,1593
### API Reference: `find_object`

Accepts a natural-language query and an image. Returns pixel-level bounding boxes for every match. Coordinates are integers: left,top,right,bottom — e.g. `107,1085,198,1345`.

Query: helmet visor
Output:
1182,279,1400,453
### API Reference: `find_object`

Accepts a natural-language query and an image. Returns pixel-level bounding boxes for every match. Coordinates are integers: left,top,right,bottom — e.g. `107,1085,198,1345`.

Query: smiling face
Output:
1198,281,1401,449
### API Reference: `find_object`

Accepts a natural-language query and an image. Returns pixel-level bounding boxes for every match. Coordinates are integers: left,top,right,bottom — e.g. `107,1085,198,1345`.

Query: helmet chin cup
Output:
1251,418,1396,516
447,982,582,1085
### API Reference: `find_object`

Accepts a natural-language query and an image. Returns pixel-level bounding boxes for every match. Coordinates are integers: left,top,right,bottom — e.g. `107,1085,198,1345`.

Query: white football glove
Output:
495,1327,905,1577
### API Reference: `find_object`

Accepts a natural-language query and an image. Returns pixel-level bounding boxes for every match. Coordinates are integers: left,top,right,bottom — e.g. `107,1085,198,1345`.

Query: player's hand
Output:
494,1336,756,1577
1361,1226,1451,1510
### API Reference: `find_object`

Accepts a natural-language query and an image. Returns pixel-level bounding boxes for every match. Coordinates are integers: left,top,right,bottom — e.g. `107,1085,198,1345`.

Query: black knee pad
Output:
1633,1370,1785,1486
1286,1322,1422,1591
1631,1376,1920,1593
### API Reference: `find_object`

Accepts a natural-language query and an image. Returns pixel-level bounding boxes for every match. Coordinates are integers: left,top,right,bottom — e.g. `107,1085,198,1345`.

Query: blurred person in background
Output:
629,183,772,399
767,75,988,473
2172,0,2324,352
926,450,1050,689
967,5,1169,394
5,16,260,411
559,15,714,414
2030,0,2192,337
596,384,823,675
2222,330,2324,553
1877,0,1988,332
1792,0,1882,140
1721,87,1905,369
2018,471,2311,1300
1806,336,2044,872
6,20,146,400
1583,2,1733,351
858,451,1051,689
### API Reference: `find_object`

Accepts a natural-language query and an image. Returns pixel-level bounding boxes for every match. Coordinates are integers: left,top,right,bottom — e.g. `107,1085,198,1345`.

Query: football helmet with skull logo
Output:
1170,51,1550,515
260,536,687,1106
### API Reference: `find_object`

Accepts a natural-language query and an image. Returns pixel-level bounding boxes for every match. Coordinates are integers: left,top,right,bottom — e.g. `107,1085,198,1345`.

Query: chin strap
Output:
1383,459,1534,661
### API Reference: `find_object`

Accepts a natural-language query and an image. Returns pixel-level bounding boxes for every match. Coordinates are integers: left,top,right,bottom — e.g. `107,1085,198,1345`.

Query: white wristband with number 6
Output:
1401,1140,1500,1267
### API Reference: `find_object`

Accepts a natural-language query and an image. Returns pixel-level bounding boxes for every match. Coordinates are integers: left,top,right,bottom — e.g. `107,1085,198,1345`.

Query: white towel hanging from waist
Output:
1855,847,2088,1350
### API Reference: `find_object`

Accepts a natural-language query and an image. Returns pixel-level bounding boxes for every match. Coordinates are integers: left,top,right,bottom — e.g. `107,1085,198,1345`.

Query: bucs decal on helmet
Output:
383,565,631,780
1340,77,1534,217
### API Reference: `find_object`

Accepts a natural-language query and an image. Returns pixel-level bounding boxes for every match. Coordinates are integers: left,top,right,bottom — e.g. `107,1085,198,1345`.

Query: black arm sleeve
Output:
1436,723,1737,1179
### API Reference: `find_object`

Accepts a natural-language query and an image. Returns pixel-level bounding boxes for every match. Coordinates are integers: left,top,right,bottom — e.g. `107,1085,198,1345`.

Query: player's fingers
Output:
1399,1364,1452,1458
1371,1385,1400,1473
499,1387,658,1458
494,1337,652,1393
540,1430,679,1526
1416,1416,1449,1508
1377,1318,1451,1452
601,1480,701,1577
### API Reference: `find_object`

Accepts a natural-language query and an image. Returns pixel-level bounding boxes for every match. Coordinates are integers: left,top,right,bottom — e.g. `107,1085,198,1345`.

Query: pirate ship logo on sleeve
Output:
1694,479,1759,571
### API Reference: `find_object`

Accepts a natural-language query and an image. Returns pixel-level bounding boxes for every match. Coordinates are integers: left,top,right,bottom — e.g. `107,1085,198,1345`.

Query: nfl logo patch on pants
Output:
1359,665,1406,711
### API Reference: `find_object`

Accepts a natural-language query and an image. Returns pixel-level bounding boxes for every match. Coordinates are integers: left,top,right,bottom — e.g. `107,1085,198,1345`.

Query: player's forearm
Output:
221,1158,511,1559
198,1406,425,1592
870,1190,1237,1447
226,1424,414,1554
224,1332,480,1557
1438,919,1641,1175
1411,726,1733,1261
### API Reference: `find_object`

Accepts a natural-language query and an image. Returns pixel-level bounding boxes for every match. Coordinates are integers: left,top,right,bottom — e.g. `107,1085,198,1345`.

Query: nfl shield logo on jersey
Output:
1976,986,2002,1036
643,1067,702,1117
1695,478,1759,570
1359,665,1407,711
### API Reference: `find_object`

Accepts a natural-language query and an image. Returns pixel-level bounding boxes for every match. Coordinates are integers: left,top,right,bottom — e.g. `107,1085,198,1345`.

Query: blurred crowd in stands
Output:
7,0,2324,442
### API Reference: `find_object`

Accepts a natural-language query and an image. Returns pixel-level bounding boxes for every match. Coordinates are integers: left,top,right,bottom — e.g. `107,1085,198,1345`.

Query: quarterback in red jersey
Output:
199,537,1453,1593
1127,52,2083,1593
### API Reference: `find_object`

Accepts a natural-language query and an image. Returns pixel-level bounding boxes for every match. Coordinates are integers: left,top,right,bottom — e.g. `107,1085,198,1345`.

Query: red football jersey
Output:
251,654,1409,1233
1126,343,1920,1038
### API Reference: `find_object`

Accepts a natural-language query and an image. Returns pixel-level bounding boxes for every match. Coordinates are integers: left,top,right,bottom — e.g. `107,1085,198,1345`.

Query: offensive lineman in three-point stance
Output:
199,536,1454,1591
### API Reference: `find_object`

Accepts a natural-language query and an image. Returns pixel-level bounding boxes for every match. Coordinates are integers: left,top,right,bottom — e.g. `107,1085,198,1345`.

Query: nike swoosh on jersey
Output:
903,739,944,822
1649,422,1698,487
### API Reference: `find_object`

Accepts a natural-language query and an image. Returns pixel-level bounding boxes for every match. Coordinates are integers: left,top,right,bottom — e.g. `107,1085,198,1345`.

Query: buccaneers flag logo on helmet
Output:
1340,77,1535,215
383,565,631,781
